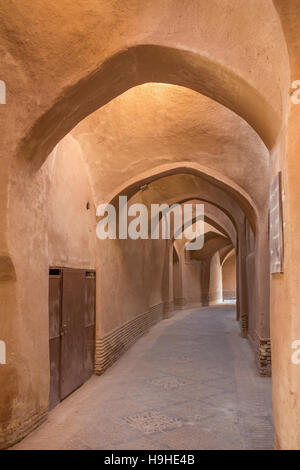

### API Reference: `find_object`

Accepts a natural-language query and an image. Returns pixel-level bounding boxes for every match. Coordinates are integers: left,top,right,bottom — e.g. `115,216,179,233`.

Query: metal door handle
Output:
60,324,68,336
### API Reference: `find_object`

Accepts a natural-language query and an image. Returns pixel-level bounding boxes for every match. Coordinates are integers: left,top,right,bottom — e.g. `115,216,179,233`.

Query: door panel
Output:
60,269,86,400
84,272,96,382
49,267,96,408
49,272,62,410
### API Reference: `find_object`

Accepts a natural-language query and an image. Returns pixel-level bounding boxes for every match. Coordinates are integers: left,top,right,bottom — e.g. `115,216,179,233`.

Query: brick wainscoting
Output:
257,337,272,377
240,311,248,338
249,333,272,377
95,303,164,375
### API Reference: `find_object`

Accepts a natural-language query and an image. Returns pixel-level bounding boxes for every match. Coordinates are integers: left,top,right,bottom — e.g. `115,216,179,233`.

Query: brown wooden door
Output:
60,269,86,400
49,269,62,410
49,267,96,408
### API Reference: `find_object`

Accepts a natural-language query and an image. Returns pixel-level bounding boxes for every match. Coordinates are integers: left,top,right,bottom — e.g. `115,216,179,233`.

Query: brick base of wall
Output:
174,297,186,310
257,338,272,377
0,409,48,450
240,312,248,338
95,303,164,375
249,333,272,377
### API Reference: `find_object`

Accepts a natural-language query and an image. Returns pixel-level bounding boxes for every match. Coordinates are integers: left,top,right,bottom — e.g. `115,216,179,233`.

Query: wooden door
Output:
49,267,96,408
83,271,96,382
60,269,86,400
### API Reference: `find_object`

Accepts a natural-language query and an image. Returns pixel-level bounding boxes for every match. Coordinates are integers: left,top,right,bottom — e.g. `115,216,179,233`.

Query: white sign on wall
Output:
0,80,6,104
0,340,6,364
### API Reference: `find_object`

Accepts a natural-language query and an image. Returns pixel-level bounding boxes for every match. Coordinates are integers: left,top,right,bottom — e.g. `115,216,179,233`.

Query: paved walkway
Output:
13,306,274,450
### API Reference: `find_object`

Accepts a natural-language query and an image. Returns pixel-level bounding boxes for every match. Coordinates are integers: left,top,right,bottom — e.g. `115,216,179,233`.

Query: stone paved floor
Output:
13,306,274,450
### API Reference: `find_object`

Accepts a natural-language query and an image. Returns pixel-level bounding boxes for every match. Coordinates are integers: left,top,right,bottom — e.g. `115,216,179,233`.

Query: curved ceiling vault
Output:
71,84,269,213
4,0,288,171
110,172,253,234
42,83,271,238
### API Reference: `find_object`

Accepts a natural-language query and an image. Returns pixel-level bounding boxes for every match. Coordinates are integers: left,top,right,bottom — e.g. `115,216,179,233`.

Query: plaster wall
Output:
97,234,166,336
269,1,300,449
173,250,184,308
47,136,96,270
183,261,202,306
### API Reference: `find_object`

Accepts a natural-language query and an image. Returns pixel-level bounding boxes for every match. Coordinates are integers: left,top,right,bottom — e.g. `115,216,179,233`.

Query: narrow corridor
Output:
13,306,273,450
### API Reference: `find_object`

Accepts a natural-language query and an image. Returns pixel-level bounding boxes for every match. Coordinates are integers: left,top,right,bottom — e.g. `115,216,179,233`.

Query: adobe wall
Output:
183,261,202,306
0,129,98,448
269,1,300,449
47,136,96,270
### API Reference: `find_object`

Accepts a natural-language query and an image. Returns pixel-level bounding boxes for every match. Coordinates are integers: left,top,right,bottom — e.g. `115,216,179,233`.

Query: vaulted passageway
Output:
0,76,271,449
13,306,273,450
2,0,300,450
